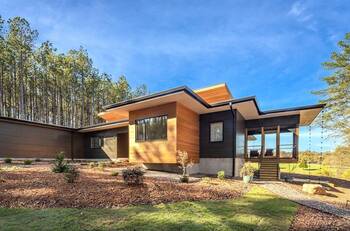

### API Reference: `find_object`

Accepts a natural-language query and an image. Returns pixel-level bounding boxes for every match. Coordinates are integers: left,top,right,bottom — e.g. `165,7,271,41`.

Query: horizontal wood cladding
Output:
176,103,200,163
200,110,235,158
194,84,232,104
129,102,177,164
0,120,82,158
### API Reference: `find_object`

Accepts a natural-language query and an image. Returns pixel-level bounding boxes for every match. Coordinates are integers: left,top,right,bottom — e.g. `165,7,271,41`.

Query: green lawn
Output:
0,186,297,231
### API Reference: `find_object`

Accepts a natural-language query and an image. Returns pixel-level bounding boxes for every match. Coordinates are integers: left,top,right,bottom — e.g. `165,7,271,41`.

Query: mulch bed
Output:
0,164,246,208
289,206,350,231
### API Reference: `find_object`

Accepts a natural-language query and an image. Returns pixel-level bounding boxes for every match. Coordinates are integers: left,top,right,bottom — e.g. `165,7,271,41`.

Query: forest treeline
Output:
0,16,147,128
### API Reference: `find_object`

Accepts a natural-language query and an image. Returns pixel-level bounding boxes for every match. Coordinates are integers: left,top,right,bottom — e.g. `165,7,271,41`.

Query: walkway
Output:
259,181,350,220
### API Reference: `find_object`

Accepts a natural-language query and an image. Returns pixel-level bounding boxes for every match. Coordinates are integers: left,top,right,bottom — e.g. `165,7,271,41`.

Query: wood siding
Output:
177,103,200,163
194,84,232,104
0,120,84,158
129,102,177,163
199,110,235,158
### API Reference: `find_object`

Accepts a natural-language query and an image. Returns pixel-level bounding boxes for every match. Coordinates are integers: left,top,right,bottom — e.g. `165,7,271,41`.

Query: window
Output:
136,115,167,141
90,137,103,149
210,122,223,142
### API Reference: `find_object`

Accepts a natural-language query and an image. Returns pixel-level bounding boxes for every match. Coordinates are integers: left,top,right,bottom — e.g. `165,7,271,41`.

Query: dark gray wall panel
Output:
0,120,76,158
199,110,235,158
84,126,128,159
245,115,300,128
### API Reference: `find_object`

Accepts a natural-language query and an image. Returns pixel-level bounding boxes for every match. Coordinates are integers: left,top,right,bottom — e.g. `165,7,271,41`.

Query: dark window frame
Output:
209,121,224,143
90,137,104,149
135,115,168,142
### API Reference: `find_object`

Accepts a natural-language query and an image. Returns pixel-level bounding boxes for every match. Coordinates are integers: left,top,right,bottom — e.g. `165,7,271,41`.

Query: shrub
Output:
35,158,41,162
321,166,331,177
341,169,350,180
23,160,33,165
122,167,145,185
52,152,69,173
298,159,309,169
217,170,225,180
111,171,119,176
240,162,256,177
177,150,193,183
88,162,97,168
64,165,79,183
180,175,189,183
4,158,12,164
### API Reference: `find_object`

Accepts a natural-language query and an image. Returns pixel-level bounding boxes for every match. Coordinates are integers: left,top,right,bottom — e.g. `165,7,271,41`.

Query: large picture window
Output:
210,122,224,142
136,115,167,141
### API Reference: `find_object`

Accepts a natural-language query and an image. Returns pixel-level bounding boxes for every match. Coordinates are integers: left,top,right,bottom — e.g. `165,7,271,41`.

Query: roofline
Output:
102,86,325,117
77,119,129,131
0,116,76,131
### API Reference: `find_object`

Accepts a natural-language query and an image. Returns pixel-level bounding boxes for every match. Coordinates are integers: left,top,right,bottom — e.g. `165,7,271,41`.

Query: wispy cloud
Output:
288,1,317,31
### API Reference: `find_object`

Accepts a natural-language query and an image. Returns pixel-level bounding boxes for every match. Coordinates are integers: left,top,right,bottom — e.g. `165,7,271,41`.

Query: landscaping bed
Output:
290,206,350,231
0,164,246,208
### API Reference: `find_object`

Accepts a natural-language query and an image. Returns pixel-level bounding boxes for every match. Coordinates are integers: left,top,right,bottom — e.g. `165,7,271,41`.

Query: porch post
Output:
244,128,248,159
277,125,280,159
260,127,265,161
294,127,299,159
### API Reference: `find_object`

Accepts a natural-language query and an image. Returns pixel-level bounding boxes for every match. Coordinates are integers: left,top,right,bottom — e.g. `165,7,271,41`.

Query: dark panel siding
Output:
245,115,300,128
0,120,78,158
200,110,235,158
84,126,128,159
117,133,129,158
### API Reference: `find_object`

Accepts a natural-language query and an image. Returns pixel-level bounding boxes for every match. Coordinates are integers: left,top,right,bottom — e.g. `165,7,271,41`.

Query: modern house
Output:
0,83,324,179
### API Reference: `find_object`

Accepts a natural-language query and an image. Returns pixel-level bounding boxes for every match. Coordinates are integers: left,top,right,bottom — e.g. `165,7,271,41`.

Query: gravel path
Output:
260,181,350,220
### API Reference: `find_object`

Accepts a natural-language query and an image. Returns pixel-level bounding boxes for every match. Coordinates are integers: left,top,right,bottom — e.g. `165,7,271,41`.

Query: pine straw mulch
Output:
289,206,350,231
0,164,246,208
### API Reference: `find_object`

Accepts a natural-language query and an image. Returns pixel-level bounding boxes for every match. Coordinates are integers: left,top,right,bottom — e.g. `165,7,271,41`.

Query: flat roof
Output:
100,85,325,125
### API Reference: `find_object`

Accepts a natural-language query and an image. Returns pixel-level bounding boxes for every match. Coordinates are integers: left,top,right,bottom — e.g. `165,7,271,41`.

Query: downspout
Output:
229,102,235,177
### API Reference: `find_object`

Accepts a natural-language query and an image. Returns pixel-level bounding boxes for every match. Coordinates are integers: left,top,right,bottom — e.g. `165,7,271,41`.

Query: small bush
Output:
341,169,350,180
35,158,41,162
122,167,145,185
88,162,97,168
23,160,33,165
180,175,189,183
240,162,256,177
217,170,225,180
4,158,12,164
52,152,69,173
298,159,308,169
321,166,331,177
111,171,119,176
64,166,79,183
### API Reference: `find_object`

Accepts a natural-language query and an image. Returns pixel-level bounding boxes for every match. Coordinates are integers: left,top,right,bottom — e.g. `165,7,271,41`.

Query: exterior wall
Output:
199,110,235,158
199,158,233,176
176,103,200,163
129,102,178,163
84,126,128,159
0,119,81,158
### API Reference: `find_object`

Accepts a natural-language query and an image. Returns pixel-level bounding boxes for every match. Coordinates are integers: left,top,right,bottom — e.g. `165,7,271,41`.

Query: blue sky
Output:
1,0,349,151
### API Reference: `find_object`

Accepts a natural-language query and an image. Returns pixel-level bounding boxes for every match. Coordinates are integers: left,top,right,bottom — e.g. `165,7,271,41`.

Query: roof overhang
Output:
78,120,129,133
100,86,325,126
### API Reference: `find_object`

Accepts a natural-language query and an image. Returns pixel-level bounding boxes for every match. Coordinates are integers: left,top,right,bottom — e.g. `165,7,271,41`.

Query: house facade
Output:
0,83,324,179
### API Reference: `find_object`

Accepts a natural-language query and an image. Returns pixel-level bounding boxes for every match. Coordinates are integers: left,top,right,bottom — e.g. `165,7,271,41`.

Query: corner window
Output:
210,122,223,142
136,115,167,141
90,137,103,149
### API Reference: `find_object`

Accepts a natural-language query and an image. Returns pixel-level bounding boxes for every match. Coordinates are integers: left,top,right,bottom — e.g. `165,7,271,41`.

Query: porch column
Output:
276,125,280,159
244,128,248,159
260,127,265,161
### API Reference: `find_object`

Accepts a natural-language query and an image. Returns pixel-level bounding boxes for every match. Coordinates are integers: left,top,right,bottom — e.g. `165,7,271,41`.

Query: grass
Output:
0,186,297,231
279,163,342,177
